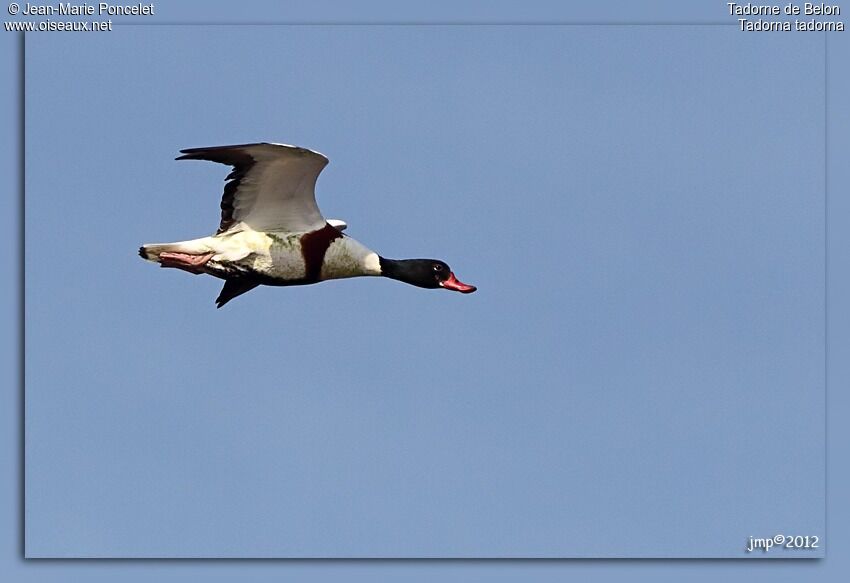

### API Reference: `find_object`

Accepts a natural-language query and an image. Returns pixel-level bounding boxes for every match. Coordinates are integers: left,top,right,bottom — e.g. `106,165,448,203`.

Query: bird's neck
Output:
378,256,403,281
378,257,420,285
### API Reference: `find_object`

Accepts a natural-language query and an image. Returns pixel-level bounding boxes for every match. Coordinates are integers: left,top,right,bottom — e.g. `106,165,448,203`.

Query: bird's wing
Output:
177,142,330,234
327,219,348,231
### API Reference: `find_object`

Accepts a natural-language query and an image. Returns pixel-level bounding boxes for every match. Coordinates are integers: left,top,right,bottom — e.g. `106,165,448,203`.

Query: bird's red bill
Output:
441,272,477,293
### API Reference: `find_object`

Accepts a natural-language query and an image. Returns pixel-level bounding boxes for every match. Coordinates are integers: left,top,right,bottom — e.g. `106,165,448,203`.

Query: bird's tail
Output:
138,243,169,263
138,238,214,263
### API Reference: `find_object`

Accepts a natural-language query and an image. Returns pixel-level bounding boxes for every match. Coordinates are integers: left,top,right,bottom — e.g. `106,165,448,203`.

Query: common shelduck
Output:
139,143,476,308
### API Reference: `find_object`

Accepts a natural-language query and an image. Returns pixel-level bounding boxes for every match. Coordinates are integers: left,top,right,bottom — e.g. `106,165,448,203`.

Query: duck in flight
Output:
139,142,476,308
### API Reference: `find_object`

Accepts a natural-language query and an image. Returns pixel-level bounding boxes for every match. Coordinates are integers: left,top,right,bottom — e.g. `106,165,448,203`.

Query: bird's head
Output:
379,258,477,293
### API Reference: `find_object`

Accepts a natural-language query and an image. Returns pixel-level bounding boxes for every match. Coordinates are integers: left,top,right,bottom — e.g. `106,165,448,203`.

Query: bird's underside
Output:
159,252,215,274
156,251,260,307
141,222,380,307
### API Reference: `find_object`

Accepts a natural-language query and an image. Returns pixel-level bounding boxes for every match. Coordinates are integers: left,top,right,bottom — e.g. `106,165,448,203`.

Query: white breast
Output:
266,232,307,279
320,236,380,280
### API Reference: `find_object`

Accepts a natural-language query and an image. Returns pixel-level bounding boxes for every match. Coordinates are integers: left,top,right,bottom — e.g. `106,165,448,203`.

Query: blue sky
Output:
22,24,826,559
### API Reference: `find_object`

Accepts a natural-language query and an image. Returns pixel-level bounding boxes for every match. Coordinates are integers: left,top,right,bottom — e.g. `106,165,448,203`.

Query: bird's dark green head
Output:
378,258,476,293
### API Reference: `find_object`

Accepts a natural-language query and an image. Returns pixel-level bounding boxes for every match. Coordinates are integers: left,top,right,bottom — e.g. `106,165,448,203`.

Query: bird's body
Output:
143,222,379,282
140,142,475,307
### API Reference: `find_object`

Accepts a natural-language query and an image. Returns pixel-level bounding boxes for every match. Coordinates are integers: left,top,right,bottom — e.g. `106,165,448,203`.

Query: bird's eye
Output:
433,264,444,272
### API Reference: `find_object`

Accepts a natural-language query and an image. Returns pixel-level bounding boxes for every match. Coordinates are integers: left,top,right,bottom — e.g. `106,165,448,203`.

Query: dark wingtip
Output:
138,246,148,259
175,147,204,160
